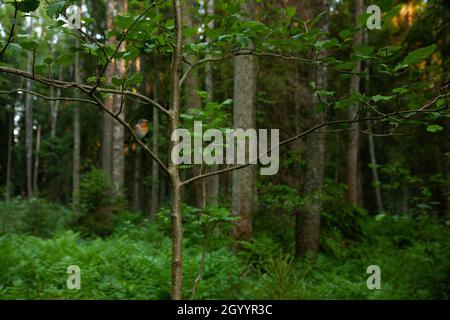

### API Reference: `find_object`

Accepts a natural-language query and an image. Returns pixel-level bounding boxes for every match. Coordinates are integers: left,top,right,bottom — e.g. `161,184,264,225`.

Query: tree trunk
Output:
111,0,128,197
132,58,142,212
102,0,115,180
133,147,141,211
367,120,384,213
73,17,82,207
32,126,41,192
346,0,364,206
25,22,34,198
295,0,329,258
50,67,62,139
150,55,160,220
232,0,257,242
5,105,14,200
204,0,219,206
182,0,204,208
170,0,184,299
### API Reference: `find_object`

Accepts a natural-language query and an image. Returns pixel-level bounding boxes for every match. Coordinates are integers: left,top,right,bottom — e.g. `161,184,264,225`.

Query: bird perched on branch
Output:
126,119,149,143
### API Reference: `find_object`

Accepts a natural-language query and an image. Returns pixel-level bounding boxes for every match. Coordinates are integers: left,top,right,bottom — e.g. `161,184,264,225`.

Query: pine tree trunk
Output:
232,0,257,242
133,147,141,211
132,58,142,212
5,105,14,200
25,23,34,198
182,0,204,208
346,0,364,206
150,55,160,220
295,0,329,258
73,18,81,207
32,126,41,192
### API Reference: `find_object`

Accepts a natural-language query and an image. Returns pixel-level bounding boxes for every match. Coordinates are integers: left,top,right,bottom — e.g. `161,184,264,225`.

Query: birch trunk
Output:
102,0,115,179
111,0,128,197
367,120,384,213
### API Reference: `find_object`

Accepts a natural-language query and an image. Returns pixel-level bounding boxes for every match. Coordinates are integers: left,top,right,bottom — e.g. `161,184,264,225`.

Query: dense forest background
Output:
0,0,449,299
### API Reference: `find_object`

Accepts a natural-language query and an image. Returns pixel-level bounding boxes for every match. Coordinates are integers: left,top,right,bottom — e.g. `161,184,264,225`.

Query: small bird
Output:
126,119,149,143
134,119,149,139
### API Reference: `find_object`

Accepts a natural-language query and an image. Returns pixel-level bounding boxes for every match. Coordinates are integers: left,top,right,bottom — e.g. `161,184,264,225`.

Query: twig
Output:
0,1,18,58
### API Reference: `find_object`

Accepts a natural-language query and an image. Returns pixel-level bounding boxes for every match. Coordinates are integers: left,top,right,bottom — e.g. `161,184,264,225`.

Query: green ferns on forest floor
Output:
0,199,449,299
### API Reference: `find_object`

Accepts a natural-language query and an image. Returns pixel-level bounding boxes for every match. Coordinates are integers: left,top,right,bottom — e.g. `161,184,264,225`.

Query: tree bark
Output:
346,0,364,206
295,0,329,258
182,0,204,208
111,0,128,197
204,0,219,206
232,0,257,242
25,22,34,198
132,58,142,212
150,55,160,220
50,67,62,139
367,120,384,213
32,125,41,192
132,146,141,211
73,12,82,207
102,0,115,180
5,105,14,200
170,0,184,300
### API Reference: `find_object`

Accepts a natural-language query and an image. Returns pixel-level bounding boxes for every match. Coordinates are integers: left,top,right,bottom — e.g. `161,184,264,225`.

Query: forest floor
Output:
0,198,449,299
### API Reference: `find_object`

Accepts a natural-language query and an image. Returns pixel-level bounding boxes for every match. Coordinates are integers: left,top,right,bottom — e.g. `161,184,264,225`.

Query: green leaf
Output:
401,44,437,67
354,44,373,57
34,63,48,74
183,27,197,38
222,99,233,106
111,76,123,87
336,61,356,71
4,43,22,57
286,7,296,20
46,0,66,18
315,90,335,97
372,95,392,102
426,124,443,133
392,87,408,95
18,37,39,50
56,52,74,65
44,57,53,65
315,38,340,49
377,45,401,57
125,73,143,87
115,15,134,30
338,30,354,41
310,11,326,27
13,0,40,12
